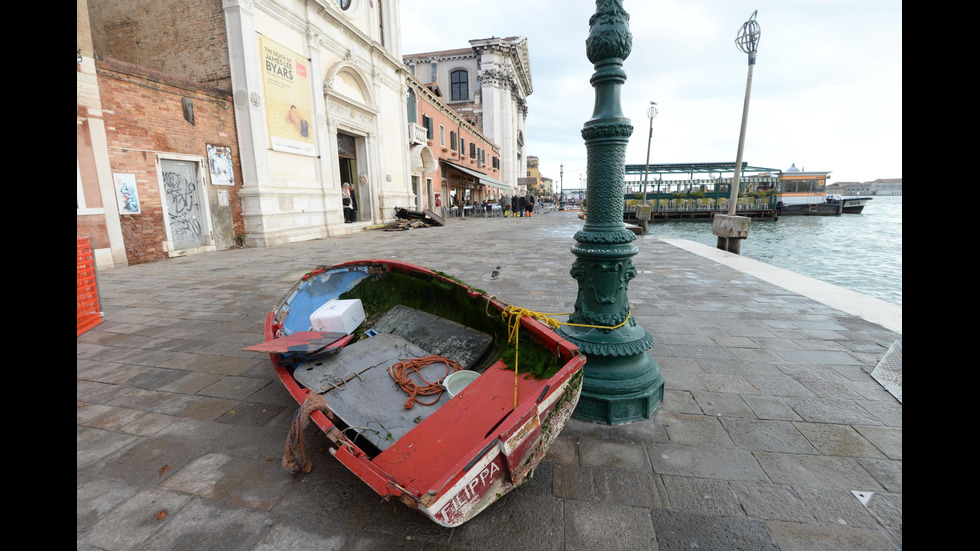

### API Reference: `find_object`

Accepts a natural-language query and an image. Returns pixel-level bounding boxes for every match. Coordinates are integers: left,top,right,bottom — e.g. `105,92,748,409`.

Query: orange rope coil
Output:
388,355,462,409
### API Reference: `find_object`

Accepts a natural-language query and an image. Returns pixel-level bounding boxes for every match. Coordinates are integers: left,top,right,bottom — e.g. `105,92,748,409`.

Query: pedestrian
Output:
515,193,524,217
342,182,355,223
525,190,535,217
503,194,511,217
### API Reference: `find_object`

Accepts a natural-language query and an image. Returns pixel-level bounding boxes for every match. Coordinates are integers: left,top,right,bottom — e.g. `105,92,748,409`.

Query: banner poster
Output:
113,173,141,215
206,144,234,186
260,36,315,156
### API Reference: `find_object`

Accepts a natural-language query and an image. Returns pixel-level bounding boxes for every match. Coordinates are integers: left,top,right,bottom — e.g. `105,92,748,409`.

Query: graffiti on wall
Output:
161,160,205,249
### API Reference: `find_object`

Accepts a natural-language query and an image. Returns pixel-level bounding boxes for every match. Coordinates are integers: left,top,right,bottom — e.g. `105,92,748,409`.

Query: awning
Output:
440,160,510,190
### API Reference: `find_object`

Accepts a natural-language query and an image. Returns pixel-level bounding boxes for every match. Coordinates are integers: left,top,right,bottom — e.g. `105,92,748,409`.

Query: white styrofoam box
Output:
310,298,365,335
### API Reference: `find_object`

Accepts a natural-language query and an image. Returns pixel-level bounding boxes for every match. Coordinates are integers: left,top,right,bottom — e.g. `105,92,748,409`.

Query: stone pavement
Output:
77,211,902,551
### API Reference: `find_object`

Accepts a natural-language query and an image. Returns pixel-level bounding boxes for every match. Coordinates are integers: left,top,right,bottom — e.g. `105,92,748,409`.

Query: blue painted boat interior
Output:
279,268,371,335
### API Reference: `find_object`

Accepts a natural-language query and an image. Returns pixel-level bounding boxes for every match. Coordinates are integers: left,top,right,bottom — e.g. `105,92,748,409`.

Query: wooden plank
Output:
423,209,445,226
372,363,549,492
242,330,347,354
291,333,453,452
371,305,492,370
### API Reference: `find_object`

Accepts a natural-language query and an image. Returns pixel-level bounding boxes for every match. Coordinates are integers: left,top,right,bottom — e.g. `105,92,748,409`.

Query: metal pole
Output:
559,164,564,207
726,10,760,215
727,55,755,216
715,10,760,254
641,103,656,202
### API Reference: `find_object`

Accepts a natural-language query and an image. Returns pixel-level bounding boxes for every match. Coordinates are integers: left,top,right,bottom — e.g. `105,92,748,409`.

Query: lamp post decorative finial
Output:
735,10,761,59
561,0,664,425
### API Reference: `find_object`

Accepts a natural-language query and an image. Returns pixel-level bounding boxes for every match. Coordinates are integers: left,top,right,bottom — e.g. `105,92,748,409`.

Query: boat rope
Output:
497,301,633,409
282,392,332,475
388,355,462,409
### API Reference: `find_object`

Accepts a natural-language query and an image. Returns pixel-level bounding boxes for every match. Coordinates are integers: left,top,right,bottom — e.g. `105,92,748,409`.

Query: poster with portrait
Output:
207,144,235,186
260,36,316,156
113,173,141,215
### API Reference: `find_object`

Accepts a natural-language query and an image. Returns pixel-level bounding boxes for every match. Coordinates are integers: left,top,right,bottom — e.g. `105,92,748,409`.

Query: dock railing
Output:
623,194,776,220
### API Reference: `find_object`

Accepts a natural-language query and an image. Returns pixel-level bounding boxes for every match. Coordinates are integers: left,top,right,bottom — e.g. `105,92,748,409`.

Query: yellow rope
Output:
499,304,633,408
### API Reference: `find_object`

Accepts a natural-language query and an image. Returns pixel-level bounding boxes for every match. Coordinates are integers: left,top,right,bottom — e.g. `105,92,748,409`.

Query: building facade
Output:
404,37,532,195
224,0,411,246
97,56,245,263
407,76,504,213
77,0,127,268
864,178,902,196
82,0,413,260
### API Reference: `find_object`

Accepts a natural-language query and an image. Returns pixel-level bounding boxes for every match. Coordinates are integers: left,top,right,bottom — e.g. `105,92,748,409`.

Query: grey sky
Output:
400,0,902,188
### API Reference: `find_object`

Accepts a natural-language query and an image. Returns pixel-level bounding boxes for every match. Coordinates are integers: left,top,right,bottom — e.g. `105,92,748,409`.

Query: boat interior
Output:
267,265,560,464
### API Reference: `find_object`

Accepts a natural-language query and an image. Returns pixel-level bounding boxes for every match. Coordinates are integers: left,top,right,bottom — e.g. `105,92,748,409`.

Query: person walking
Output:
515,193,524,217
525,190,535,217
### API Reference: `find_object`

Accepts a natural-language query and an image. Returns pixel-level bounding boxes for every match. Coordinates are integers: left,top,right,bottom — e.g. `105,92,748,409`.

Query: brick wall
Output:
87,0,231,89
97,56,243,265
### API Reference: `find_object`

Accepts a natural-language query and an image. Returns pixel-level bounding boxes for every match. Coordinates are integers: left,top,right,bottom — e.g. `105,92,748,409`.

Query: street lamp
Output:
641,102,658,203
559,164,564,207
559,0,663,424
714,10,761,254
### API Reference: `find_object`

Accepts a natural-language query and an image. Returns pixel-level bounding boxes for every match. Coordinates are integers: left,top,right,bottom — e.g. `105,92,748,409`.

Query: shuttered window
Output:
451,69,468,101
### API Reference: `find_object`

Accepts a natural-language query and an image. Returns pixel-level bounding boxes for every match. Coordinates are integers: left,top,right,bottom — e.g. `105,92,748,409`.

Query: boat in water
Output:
245,260,585,527
826,194,872,214
776,164,870,215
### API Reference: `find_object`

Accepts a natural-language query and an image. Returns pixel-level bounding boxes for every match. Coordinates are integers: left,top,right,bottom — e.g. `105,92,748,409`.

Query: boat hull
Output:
777,201,843,215
262,260,585,527
841,197,872,214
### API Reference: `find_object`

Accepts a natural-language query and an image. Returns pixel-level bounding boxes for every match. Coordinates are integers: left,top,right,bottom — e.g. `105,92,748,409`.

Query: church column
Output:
223,0,273,246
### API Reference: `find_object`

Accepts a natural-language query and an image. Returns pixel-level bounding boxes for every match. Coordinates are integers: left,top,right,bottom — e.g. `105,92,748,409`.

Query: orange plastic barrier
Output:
77,237,103,336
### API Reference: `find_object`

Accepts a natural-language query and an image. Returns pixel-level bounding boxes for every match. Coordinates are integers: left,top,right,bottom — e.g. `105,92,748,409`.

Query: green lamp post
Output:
560,0,664,424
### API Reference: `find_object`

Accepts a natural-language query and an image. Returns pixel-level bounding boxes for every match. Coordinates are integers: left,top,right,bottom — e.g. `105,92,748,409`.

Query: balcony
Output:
409,123,427,146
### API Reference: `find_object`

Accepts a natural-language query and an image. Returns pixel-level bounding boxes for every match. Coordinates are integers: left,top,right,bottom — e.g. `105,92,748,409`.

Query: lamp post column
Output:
560,164,564,208
560,0,664,424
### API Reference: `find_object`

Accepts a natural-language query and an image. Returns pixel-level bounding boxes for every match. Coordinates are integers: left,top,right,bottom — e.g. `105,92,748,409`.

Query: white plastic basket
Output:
444,370,480,398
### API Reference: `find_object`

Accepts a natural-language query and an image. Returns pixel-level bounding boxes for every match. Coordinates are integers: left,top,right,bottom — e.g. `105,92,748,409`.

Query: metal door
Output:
160,159,206,250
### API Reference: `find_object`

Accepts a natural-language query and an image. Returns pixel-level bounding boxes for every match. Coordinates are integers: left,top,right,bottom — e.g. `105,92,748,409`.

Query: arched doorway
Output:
410,144,437,211
338,132,361,222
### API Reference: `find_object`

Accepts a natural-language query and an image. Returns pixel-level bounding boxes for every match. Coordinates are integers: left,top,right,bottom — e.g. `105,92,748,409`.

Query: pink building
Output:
406,74,507,215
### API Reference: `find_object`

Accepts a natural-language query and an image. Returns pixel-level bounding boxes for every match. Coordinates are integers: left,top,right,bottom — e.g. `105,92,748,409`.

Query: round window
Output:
336,0,351,9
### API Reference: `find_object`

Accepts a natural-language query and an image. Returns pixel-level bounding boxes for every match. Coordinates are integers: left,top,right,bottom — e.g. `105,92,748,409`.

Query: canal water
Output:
645,195,902,306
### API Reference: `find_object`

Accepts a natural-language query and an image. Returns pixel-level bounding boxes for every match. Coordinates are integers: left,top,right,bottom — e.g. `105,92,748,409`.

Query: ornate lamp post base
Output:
571,344,665,424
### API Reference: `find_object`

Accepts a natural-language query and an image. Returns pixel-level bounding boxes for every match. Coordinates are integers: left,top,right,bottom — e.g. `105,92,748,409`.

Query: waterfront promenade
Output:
77,211,902,550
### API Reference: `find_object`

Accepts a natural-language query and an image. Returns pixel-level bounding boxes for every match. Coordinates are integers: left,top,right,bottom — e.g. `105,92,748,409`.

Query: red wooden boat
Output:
251,260,585,527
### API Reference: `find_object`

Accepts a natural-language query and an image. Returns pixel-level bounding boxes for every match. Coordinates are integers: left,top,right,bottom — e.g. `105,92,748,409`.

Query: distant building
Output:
407,73,503,213
404,37,533,195
794,169,901,197
525,155,542,193
541,176,554,195
843,182,873,196
867,178,902,195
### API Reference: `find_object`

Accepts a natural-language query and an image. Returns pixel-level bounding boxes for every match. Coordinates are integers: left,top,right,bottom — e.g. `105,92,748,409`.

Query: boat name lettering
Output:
443,461,500,515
